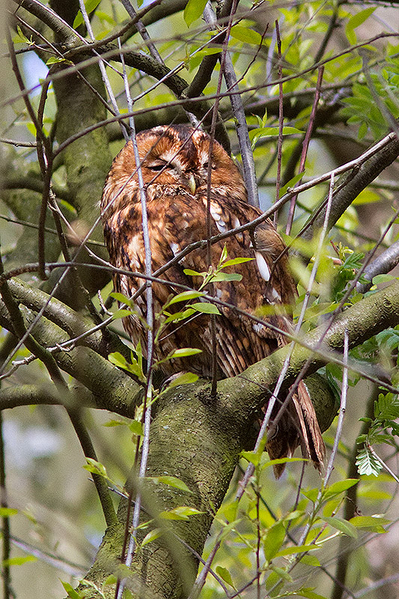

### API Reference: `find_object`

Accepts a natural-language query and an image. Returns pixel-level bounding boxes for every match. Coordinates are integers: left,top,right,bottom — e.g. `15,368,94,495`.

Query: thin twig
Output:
285,66,324,235
274,19,284,225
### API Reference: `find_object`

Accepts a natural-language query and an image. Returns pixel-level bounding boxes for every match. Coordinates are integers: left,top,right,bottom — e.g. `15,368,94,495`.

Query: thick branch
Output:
79,279,399,598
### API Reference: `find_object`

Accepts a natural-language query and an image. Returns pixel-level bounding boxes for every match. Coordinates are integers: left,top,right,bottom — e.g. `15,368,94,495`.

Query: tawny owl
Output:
101,124,324,474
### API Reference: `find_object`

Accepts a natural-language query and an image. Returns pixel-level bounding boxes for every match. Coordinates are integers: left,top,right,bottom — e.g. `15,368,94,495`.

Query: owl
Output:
101,124,324,475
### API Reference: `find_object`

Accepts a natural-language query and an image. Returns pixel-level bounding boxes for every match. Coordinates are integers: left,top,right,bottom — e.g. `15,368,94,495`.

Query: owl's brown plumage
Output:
101,124,324,475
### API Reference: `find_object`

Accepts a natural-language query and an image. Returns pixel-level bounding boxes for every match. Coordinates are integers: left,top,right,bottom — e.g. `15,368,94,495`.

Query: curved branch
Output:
0,299,142,417
79,278,399,598
357,240,399,293
303,131,399,238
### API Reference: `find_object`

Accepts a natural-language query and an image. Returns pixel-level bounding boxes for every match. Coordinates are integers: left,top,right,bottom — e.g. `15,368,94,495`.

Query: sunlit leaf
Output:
297,588,328,599
264,521,286,561
346,7,376,45
191,302,220,314
168,290,204,305
211,272,242,282
222,257,253,267
61,581,84,599
321,516,358,538
3,555,37,567
216,566,235,588
183,268,203,277
84,457,107,477
159,506,203,520
350,515,389,533
167,372,199,388
148,475,192,493
324,479,359,498
230,25,264,46
169,348,203,358
73,0,102,28
142,528,163,546
129,420,143,436
184,0,207,27
0,508,18,517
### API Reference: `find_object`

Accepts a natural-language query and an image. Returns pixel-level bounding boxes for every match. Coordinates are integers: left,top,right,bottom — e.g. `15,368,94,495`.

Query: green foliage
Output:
73,0,102,28
356,392,399,476
331,245,368,302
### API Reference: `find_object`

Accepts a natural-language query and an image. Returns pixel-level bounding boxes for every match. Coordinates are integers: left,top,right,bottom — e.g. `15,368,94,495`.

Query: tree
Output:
1,1,399,598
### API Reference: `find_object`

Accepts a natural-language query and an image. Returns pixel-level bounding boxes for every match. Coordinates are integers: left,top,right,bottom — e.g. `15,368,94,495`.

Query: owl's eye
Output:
148,161,168,171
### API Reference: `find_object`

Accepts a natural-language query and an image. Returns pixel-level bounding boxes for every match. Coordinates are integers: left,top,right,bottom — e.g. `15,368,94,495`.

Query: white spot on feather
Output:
210,201,229,233
270,287,281,302
253,322,264,335
170,242,180,256
255,252,270,282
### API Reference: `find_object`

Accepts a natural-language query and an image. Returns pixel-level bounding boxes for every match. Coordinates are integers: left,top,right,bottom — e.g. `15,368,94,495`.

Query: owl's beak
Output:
188,173,196,194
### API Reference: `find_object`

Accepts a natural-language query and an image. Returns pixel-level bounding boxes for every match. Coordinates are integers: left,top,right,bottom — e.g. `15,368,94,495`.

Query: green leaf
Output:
230,25,264,46
372,274,394,285
352,189,381,205
211,272,242,282
108,352,128,369
191,302,220,315
346,7,376,44
110,291,130,304
148,475,192,493
112,309,133,320
216,566,235,588
278,172,305,198
73,0,102,28
108,352,144,380
84,458,107,477
142,528,163,546
301,554,321,567
103,419,126,427
296,588,328,599
161,309,196,325
249,126,302,144
324,479,359,498
222,257,253,267
0,508,18,517
61,581,84,599
168,290,204,305
189,47,221,70
219,518,242,541
356,448,382,476
241,449,262,466
129,420,144,436
264,521,286,561
183,268,203,277
167,372,199,388
169,348,203,358
184,0,207,27
46,56,66,65
159,506,203,520
321,516,358,538
3,555,37,567
350,515,389,533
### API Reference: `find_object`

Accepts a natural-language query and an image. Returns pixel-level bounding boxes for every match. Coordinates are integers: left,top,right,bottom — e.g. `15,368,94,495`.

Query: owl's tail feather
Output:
267,380,325,478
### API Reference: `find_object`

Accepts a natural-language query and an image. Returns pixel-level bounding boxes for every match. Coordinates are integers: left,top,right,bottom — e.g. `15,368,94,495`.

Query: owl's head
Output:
102,125,247,214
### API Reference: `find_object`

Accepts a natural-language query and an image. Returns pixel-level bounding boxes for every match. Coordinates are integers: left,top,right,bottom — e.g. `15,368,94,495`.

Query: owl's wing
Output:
104,188,324,474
